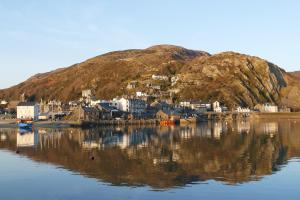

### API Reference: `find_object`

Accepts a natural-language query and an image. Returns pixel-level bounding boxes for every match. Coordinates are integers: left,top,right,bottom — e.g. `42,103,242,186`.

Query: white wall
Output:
17,105,39,120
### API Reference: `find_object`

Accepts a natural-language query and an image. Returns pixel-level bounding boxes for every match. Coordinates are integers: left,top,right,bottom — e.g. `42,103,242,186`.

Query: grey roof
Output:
17,102,37,106
157,109,180,116
82,107,98,112
98,103,118,112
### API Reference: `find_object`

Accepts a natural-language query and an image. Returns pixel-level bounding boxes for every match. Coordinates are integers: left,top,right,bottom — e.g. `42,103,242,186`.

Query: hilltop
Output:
1,44,300,109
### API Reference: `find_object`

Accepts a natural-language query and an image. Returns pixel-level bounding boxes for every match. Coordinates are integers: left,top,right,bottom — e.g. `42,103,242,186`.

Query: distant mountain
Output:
1,44,300,109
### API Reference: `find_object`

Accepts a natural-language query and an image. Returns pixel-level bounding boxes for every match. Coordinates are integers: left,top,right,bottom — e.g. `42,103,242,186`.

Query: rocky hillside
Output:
1,45,299,109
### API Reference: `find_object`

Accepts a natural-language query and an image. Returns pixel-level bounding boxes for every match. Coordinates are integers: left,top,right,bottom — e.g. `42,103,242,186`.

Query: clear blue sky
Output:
1,0,300,89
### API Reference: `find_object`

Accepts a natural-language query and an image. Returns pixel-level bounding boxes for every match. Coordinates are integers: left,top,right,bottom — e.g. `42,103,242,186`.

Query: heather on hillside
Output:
0,45,299,109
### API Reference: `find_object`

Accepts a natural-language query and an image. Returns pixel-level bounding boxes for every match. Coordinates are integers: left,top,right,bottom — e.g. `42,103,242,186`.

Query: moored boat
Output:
160,120,175,126
17,119,33,128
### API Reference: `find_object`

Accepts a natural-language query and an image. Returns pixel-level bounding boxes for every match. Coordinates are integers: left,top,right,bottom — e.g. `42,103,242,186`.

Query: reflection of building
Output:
82,141,100,149
0,121,295,188
194,123,212,137
212,122,222,138
263,122,278,134
235,121,250,133
17,129,39,147
179,126,196,139
102,131,149,149
81,129,150,150
38,131,62,149
0,133,7,141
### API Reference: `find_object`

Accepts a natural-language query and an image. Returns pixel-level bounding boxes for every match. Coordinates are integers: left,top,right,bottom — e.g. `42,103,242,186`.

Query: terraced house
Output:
114,97,146,114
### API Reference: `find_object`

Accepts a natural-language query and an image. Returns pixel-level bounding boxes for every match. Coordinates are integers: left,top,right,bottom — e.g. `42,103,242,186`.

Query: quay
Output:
202,112,250,121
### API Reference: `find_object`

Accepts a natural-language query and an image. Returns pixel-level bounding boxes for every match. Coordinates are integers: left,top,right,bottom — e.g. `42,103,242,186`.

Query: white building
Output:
136,91,149,97
171,76,179,86
17,102,40,121
126,81,137,90
179,101,211,111
152,74,169,81
213,101,222,112
82,89,92,98
236,107,251,113
263,103,278,112
179,101,192,108
113,97,146,114
255,103,278,113
0,100,8,105
81,89,94,105
91,100,101,106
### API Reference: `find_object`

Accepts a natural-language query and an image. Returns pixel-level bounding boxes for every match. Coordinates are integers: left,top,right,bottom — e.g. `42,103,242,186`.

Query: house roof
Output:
157,110,180,116
98,103,119,112
82,107,98,113
17,102,37,107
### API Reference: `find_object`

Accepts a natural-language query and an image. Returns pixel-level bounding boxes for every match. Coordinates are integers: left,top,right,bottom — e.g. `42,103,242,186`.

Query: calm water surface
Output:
0,120,300,200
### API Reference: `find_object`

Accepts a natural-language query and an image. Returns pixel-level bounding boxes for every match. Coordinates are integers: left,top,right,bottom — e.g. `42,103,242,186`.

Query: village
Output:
0,87,288,127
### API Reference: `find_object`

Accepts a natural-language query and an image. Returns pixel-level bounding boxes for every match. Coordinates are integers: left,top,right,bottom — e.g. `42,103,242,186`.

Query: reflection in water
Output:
0,120,299,189
17,129,39,148
0,133,7,141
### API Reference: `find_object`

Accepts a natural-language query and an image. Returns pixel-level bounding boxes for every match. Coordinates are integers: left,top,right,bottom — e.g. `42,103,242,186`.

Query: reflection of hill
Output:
0,120,300,189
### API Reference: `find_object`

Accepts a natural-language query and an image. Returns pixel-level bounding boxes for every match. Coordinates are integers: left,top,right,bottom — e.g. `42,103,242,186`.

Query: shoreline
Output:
2,112,300,128
249,112,300,119
0,119,159,128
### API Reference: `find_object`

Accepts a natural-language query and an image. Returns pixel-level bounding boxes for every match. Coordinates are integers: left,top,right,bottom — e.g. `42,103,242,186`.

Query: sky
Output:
1,0,300,89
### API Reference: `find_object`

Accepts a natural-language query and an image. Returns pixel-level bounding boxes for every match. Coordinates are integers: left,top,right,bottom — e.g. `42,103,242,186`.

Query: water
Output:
0,120,300,200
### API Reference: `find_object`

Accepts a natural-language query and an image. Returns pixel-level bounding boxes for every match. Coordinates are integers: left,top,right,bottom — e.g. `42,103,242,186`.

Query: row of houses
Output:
14,101,282,122
13,88,287,122
179,100,281,113
179,100,225,113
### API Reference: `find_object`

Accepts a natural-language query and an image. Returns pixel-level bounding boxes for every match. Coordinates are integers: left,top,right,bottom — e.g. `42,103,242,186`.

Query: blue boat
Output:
18,119,33,128
18,123,33,128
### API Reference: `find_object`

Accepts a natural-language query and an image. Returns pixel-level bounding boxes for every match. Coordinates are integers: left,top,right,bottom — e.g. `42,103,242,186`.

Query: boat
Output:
17,119,33,128
160,120,175,126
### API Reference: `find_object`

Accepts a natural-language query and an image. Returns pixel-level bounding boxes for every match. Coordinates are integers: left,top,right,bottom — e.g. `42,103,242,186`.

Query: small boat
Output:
18,120,33,128
18,123,32,128
160,120,175,126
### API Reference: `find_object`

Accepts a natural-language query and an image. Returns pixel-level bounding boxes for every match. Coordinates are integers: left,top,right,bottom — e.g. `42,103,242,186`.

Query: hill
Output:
1,45,300,109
